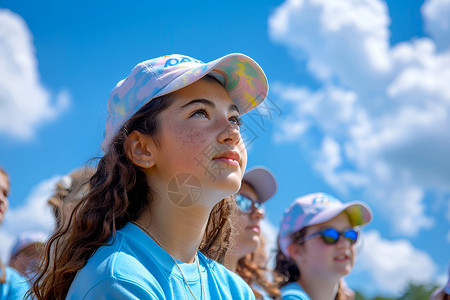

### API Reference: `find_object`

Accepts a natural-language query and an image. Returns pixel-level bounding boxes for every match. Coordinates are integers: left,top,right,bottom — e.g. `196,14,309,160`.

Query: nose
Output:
335,234,352,249
249,204,264,220
217,123,241,146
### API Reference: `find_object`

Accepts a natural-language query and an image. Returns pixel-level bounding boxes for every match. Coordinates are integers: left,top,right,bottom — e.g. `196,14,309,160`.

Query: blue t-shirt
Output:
280,282,311,300
66,223,255,299
0,265,30,300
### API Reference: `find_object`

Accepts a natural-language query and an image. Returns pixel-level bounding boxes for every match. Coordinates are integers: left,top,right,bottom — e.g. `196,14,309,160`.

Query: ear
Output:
124,131,156,168
287,243,304,262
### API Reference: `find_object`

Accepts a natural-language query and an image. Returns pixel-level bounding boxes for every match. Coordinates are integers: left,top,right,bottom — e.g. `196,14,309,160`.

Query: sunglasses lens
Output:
321,228,340,244
343,230,358,244
235,194,252,213
254,202,265,211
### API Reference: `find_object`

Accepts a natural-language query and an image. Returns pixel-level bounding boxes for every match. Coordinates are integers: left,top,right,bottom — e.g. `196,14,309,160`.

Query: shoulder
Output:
67,226,166,299
0,266,30,299
280,282,311,300
199,254,255,299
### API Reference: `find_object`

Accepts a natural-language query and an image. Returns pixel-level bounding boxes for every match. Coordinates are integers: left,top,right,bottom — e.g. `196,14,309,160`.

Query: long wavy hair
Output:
236,235,280,299
31,91,235,299
274,227,347,300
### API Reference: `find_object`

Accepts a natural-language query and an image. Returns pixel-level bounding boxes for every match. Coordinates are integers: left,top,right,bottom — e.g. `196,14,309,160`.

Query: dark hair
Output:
274,227,307,287
31,91,236,299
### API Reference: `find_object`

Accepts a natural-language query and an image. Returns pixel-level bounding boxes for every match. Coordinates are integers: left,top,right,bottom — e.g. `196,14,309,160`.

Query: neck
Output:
136,205,210,263
223,251,241,272
137,169,236,263
298,275,339,300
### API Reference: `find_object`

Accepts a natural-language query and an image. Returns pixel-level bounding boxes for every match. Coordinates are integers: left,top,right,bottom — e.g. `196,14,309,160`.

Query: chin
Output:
210,171,242,194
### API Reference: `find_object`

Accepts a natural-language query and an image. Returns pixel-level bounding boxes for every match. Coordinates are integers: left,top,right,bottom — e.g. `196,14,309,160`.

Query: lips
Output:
212,150,241,167
247,225,260,233
334,251,352,262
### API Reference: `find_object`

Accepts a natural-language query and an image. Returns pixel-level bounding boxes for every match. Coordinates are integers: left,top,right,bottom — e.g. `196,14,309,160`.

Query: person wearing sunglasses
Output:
275,193,373,300
224,167,281,299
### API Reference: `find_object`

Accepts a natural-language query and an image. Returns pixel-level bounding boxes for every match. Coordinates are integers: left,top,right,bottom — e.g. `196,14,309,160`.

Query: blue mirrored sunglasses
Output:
235,194,264,214
297,228,359,245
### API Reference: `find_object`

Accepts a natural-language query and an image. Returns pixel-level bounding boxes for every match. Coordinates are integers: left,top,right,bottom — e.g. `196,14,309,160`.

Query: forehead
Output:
170,78,233,106
0,171,9,187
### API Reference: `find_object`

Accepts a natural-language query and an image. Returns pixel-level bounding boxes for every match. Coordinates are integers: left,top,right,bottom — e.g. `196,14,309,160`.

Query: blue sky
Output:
0,0,449,297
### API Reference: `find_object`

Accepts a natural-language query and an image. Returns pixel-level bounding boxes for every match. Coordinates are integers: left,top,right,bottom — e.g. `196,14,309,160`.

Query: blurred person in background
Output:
225,167,281,299
0,166,31,299
47,167,95,230
275,193,373,300
9,231,46,284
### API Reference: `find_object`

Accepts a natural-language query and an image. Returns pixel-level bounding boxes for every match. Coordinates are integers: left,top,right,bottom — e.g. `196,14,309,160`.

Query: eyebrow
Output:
180,99,240,114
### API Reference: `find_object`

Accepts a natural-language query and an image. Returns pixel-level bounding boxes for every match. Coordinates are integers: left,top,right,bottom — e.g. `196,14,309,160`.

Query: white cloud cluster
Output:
0,176,57,261
269,0,450,236
0,9,69,140
422,0,450,51
353,230,437,296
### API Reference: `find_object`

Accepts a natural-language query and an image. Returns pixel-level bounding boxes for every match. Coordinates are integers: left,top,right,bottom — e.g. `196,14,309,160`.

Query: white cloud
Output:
269,0,392,90
0,9,69,140
269,0,450,236
353,230,437,296
422,0,450,51
0,176,58,261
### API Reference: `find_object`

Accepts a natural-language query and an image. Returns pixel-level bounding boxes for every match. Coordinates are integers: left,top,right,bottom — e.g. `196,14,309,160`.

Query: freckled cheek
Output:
238,141,248,168
174,127,210,153
350,247,356,264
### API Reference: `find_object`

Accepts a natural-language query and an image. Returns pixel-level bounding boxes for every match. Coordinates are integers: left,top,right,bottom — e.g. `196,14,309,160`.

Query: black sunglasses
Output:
297,228,359,245
235,194,264,214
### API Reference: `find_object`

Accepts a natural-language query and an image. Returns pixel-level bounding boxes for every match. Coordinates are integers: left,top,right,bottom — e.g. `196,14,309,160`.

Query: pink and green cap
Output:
101,53,268,152
278,193,373,257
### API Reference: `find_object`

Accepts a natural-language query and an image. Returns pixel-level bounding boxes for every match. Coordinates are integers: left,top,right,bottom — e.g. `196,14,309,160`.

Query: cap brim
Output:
243,167,277,203
307,201,373,227
154,53,268,115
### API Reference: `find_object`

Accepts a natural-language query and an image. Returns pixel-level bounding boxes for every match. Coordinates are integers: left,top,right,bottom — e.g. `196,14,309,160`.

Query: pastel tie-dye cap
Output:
101,53,268,152
278,193,373,257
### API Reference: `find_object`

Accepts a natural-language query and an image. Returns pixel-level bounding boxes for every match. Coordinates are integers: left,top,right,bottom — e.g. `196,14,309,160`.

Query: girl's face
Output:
0,172,9,225
145,78,247,206
293,212,356,281
231,181,264,258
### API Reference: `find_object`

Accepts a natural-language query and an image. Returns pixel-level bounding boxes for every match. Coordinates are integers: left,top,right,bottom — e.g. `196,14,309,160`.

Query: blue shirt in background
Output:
0,265,30,300
280,282,311,300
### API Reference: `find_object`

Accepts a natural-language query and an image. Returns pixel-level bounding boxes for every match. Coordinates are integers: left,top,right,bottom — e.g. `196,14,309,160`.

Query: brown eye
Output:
190,109,209,118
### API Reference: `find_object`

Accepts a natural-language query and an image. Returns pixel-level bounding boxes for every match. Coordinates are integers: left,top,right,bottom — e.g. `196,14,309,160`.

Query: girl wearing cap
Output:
224,167,281,299
275,193,373,300
32,54,268,300
0,167,31,299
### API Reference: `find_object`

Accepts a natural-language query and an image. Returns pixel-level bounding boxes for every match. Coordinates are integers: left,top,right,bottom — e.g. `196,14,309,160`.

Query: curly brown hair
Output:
236,235,280,299
31,93,236,299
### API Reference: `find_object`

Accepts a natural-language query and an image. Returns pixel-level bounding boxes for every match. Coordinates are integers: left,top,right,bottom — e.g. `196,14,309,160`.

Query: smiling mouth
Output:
334,254,350,261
